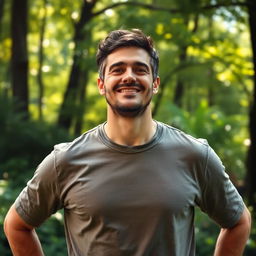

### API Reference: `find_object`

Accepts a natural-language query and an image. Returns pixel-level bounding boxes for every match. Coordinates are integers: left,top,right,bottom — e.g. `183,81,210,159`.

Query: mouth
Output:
116,88,141,93
114,83,144,93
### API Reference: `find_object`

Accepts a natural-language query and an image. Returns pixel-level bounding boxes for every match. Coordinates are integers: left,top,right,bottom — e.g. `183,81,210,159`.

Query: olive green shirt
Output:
15,122,244,256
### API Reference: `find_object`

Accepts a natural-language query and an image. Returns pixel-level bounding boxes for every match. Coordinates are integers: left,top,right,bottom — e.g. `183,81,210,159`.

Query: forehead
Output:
105,47,151,69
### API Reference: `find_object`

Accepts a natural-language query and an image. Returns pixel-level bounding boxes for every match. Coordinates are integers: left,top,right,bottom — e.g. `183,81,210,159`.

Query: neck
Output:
105,107,156,146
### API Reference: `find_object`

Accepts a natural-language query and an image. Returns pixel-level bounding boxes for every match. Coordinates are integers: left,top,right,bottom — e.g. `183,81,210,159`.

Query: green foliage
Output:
0,0,255,254
0,94,72,186
195,209,219,255
0,94,71,254
37,213,67,256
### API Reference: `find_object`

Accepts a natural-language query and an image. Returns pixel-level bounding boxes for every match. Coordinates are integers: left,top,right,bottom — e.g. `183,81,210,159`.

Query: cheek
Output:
104,77,117,88
104,85,115,96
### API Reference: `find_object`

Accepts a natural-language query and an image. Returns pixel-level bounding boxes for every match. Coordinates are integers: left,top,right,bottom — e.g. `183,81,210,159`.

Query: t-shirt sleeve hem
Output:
220,202,245,229
14,200,42,228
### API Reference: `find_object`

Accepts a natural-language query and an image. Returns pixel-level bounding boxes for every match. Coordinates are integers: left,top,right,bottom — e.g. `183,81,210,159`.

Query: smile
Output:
117,88,140,93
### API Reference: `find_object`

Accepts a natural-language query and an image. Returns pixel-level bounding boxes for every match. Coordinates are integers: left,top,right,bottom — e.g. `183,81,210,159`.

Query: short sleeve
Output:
15,150,62,227
198,145,244,228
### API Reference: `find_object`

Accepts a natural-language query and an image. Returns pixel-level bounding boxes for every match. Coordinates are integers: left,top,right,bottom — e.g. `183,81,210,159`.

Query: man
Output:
4,29,251,256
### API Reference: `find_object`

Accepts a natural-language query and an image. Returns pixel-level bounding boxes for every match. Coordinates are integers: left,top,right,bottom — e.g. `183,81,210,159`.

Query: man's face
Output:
97,47,160,118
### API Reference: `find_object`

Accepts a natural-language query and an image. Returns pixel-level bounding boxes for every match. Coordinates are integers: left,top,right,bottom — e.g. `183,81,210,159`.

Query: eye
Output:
135,67,148,74
111,68,124,74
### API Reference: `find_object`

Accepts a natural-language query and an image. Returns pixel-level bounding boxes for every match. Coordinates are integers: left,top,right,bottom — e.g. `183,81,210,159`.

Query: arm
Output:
214,207,251,256
4,204,44,256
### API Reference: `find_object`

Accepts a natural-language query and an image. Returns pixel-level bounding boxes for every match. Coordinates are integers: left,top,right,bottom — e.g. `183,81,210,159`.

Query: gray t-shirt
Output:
15,121,244,256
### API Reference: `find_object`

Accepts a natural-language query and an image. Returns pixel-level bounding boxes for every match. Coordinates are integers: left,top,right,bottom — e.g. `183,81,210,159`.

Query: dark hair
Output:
96,29,159,80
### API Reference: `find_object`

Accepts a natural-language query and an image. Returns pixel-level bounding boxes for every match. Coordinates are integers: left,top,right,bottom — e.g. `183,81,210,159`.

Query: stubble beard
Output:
105,85,153,118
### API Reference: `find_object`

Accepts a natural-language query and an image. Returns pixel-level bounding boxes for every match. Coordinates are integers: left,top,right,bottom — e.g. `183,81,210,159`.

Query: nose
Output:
122,68,136,84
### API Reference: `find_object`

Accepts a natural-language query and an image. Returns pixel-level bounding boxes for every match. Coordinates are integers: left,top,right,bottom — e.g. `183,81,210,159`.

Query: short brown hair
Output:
96,29,159,80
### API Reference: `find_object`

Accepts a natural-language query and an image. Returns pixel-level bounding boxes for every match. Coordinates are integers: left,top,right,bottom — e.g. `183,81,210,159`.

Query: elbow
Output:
4,204,35,235
4,204,31,238
244,207,252,235
232,206,252,236
3,206,18,238
4,211,11,238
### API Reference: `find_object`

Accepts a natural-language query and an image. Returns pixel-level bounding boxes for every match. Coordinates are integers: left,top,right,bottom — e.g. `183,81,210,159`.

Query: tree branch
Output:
201,1,248,10
93,2,179,17
152,61,212,117
93,1,248,17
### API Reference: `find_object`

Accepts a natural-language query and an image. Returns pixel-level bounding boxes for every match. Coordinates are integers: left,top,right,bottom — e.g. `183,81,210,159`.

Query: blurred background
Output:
0,0,255,255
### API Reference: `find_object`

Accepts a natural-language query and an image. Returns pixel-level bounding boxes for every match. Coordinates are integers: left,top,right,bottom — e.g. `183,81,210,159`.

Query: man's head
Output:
96,29,160,118
96,29,159,80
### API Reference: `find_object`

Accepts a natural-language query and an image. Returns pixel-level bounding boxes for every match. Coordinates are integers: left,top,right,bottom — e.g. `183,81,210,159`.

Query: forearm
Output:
214,227,248,256
4,205,44,256
5,227,44,256
214,208,251,256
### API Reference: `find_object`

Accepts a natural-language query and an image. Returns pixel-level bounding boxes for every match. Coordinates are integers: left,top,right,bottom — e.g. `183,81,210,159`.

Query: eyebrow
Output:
108,61,125,71
108,61,150,72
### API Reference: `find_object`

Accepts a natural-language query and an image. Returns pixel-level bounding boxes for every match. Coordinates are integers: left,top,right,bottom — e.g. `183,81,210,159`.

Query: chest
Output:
60,149,200,218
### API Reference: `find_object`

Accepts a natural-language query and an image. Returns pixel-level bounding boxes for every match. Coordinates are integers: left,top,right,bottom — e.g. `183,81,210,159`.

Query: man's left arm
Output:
214,207,251,256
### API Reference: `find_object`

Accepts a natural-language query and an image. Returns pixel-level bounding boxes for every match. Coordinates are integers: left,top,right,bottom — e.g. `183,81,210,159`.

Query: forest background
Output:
0,0,256,255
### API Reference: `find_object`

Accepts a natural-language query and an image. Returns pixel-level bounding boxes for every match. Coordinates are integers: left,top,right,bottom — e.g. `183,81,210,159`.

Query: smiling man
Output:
4,29,251,256
98,47,159,119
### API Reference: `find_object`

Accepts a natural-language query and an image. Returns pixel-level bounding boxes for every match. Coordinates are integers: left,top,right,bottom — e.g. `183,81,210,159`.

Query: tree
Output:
10,0,29,119
37,0,48,120
246,0,256,211
1,0,256,254
57,0,97,132
0,0,5,32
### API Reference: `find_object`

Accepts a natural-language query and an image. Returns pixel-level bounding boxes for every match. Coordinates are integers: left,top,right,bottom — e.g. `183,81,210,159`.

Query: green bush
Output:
0,94,71,255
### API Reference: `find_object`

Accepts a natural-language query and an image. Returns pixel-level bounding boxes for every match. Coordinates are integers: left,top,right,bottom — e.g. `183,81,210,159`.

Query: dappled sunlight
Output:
1,0,255,255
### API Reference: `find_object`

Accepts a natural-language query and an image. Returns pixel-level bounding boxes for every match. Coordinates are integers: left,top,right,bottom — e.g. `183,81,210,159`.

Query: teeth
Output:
119,89,139,92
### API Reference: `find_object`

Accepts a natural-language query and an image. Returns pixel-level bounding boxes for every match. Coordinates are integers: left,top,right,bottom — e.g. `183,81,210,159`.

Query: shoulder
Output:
53,124,102,166
157,121,209,154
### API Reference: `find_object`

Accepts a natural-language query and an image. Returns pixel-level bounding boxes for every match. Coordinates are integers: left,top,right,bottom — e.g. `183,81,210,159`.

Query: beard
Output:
106,96,152,118
105,83,153,118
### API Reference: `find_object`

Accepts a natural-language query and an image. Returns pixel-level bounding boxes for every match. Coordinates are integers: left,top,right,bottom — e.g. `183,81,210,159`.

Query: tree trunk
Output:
0,0,5,32
0,0,8,97
57,0,96,131
173,45,187,108
73,71,88,136
37,0,47,120
207,16,215,106
11,0,29,119
246,0,256,210
173,15,199,109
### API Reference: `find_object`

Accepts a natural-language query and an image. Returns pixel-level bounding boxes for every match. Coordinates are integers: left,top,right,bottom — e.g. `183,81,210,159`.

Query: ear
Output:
152,76,160,94
97,78,105,95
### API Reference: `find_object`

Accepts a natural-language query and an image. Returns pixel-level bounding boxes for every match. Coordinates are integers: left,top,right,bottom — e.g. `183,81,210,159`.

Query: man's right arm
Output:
4,204,44,256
